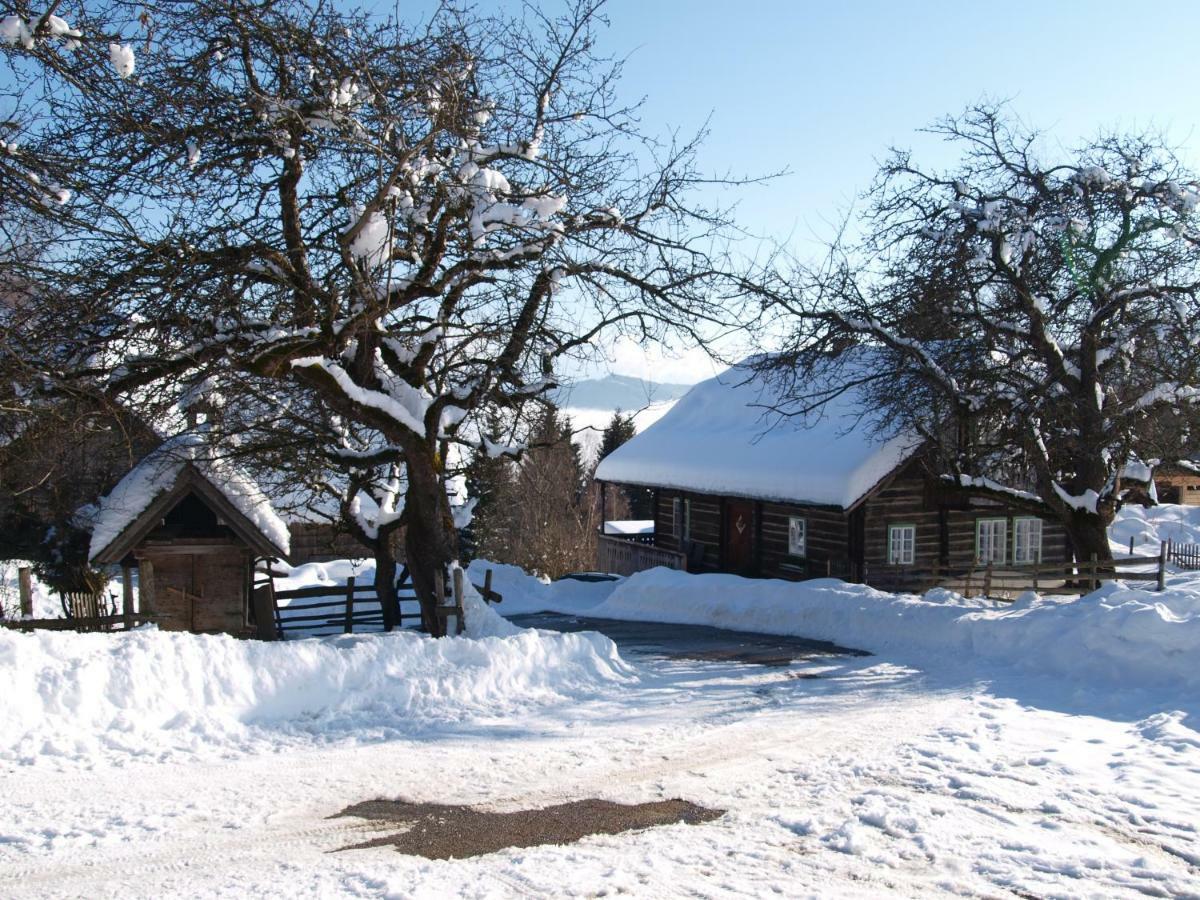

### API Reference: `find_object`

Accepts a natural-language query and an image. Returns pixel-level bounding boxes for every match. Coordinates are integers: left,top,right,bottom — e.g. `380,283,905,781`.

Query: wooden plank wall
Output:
648,464,1074,587
290,523,375,564
759,502,849,580
861,464,1072,571
652,490,719,569
861,468,942,569
652,489,851,579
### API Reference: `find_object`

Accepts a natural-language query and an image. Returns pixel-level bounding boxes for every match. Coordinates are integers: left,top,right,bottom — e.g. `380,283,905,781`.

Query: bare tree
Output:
754,105,1200,563
477,405,598,579
11,0,751,632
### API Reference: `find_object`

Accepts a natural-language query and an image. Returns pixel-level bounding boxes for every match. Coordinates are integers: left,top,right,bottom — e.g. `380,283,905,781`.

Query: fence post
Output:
121,565,134,628
483,569,493,604
1129,536,1135,557
983,564,993,599
452,567,465,635
1158,541,1167,591
18,566,32,619
344,576,356,634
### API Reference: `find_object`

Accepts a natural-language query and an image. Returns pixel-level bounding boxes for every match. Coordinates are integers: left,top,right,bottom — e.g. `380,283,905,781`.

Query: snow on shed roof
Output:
88,434,291,562
594,356,922,509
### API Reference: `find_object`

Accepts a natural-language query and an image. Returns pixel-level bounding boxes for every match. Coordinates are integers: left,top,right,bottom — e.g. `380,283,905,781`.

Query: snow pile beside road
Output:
466,560,623,615
589,568,1200,691
0,625,631,768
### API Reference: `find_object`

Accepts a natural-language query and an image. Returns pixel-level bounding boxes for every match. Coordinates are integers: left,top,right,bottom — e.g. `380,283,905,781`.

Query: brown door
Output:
723,500,756,574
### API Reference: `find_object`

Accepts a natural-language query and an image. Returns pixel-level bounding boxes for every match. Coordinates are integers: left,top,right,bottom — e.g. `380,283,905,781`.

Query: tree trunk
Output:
373,533,400,632
1063,511,1115,580
403,443,458,637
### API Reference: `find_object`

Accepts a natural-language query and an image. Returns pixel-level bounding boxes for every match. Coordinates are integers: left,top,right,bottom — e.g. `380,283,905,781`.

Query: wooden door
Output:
723,500,756,574
149,554,196,632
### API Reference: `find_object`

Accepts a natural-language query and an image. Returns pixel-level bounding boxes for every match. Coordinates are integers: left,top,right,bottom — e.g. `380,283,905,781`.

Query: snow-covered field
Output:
3,528,1200,896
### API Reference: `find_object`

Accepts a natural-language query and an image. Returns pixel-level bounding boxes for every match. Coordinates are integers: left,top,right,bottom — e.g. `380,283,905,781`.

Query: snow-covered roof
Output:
594,356,921,509
88,434,291,563
603,520,654,536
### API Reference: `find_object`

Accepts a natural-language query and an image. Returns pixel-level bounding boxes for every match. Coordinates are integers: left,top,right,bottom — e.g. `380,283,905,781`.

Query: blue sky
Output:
597,0,1200,255
552,0,1200,380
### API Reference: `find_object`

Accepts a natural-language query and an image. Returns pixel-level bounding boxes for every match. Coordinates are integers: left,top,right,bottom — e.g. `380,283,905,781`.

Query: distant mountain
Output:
552,374,694,411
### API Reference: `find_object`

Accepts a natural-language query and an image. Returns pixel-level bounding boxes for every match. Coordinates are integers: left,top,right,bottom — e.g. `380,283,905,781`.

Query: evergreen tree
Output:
598,410,637,462
596,409,653,520
459,413,512,564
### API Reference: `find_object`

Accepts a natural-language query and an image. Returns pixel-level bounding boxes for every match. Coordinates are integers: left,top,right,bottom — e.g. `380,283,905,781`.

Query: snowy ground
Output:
3,519,1200,897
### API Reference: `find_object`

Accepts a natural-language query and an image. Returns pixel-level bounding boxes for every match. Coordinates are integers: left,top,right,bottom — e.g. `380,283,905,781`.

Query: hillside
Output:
552,374,694,412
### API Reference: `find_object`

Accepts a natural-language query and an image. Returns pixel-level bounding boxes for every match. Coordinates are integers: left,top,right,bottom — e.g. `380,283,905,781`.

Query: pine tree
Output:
595,409,653,520
459,413,511,564
597,410,637,463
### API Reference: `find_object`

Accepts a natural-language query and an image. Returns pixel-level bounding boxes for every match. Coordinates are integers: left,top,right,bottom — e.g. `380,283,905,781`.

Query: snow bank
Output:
465,560,623,615
587,568,1200,692
0,625,631,768
1110,502,1200,553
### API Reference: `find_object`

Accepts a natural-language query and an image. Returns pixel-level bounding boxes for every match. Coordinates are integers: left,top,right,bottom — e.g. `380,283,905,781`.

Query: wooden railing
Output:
596,534,686,576
257,566,503,640
861,551,1167,599
1166,539,1200,570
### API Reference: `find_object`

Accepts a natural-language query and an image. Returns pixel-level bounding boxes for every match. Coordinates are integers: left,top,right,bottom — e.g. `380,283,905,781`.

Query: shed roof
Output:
88,434,291,564
594,355,922,509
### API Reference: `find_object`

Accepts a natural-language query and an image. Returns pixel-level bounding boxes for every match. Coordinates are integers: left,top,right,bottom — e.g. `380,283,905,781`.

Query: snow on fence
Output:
596,534,687,577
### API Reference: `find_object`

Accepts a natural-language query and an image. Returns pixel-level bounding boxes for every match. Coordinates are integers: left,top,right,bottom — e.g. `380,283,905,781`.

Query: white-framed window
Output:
788,517,807,557
888,524,916,565
976,518,1008,565
1012,517,1043,564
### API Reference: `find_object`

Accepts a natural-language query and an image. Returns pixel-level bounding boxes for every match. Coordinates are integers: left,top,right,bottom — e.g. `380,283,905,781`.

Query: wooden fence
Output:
864,550,1167,599
596,534,687,576
257,566,502,640
1166,539,1200,570
2,572,153,633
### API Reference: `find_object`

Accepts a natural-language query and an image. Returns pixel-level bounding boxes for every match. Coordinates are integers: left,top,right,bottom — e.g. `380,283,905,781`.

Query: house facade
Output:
595,359,1071,589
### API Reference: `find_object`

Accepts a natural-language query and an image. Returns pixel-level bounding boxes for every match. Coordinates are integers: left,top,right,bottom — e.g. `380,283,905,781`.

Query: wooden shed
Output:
89,437,291,636
594,356,1071,590
1152,461,1200,506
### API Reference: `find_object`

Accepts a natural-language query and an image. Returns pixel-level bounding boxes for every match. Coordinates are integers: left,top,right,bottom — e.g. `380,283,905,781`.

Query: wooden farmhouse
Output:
89,436,291,636
594,359,1071,589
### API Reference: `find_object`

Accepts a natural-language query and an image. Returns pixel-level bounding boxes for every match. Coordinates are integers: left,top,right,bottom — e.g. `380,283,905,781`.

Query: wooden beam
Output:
121,565,134,626
140,558,156,616
18,567,33,619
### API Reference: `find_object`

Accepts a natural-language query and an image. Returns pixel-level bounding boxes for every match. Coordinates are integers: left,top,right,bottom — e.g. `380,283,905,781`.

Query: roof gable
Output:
594,354,922,509
88,436,291,563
